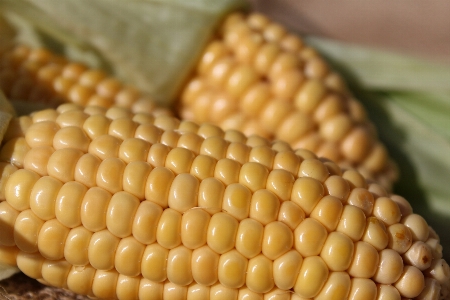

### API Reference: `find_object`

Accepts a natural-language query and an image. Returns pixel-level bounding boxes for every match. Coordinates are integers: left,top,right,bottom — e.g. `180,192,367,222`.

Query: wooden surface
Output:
0,273,89,300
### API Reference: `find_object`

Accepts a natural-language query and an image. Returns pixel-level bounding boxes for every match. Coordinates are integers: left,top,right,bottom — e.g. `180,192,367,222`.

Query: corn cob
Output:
0,103,448,300
178,12,398,190
0,44,171,116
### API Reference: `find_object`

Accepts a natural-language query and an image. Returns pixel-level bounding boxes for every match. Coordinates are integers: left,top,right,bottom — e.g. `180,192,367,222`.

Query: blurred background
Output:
250,0,450,64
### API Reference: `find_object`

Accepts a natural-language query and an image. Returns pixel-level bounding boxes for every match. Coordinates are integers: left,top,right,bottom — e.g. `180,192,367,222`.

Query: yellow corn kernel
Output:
181,208,210,250
376,284,401,300
64,226,93,266
262,221,293,260
218,249,248,288
88,229,120,270
277,201,305,231
347,241,379,278
294,218,327,257
319,231,354,272
37,218,70,260
386,223,413,254
291,177,324,215
246,254,274,294
92,269,119,299
141,243,168,283
372,249,404,284
14,209,44,253
41,258,72,288
166,245,193,286
294,255,329,298
207,212,239,254
0,103,448,299
156,208,182,250
394,265,425,298
66,264,96,297
402,213,430,242
235,218,263,259
348,278,377,300
362,218,389,253
115,236,145,277
272,249,303,290
309,195,343,232
314,271,351,300
191,245,219,286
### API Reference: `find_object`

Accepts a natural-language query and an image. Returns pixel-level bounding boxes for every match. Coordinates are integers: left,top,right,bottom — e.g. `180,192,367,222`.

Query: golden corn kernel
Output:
14,209,44,253
320,231,354,272
181,208,210,250
262,221,293,260
167,245,193,286
373,248,404,285
88,229,120,270
246,254,274,294
66,264,96,297
394,265,425,298
314,271,351,300
218,249,248,289
207,212,238,254
141,243,168,282
294,255,329,298
156,208,182,250
235,218,263,259
291,177,324,215
273,249,302,290
64,226,92,266
47,148,84,183
402,213,430,242
115,236,145,277
92,269,119,299
348,278,377,300
347,241,379,278
37,218,70,260
294,218,327,257
310,195,343,232
376,284,401,300
80,187,111,232
277,201,305,231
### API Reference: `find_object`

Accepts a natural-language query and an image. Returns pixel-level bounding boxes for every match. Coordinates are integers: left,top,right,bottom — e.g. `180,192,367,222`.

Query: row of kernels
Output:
19,122,322,206
7,106,305,179
12,242,410,300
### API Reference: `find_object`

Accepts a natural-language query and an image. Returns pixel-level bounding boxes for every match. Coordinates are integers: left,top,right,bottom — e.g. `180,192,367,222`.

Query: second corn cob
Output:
0,44,171,116
178,12,398,190
0,103,448,299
